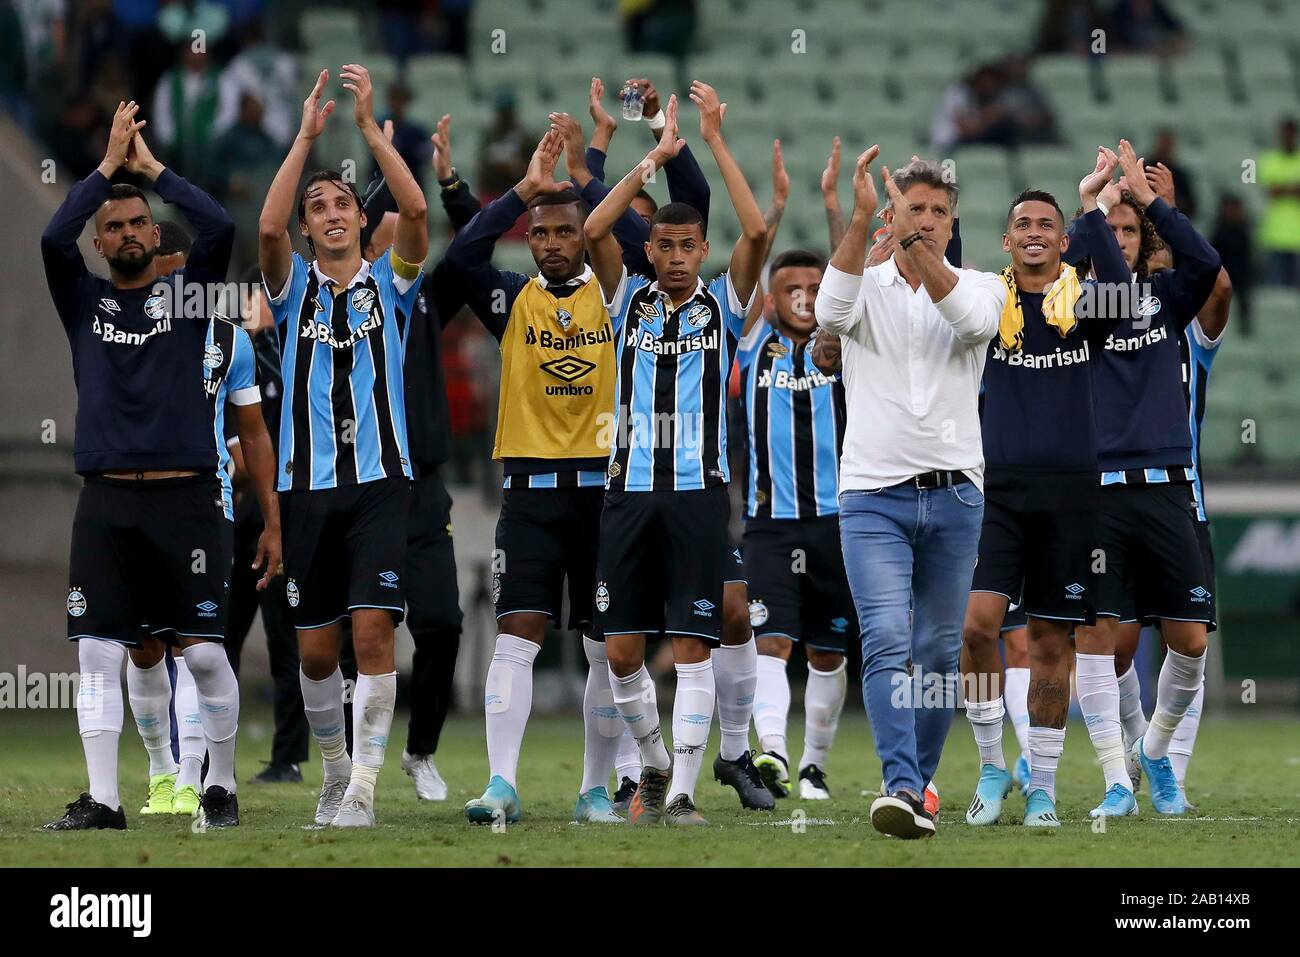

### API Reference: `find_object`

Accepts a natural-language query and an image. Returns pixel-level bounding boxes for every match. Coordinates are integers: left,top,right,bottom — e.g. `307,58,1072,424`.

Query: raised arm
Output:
445,130,567,338
631,78,711,228
1077,146,1130,287
126,129,234,279
741,139,791,335
817,145,880,337
821,136,846,253
259,69,334,297
690,81,765,306
588,76,617,157
431,113,483,230
1117,140,1220,324
585,97,684,300
344,63,427,266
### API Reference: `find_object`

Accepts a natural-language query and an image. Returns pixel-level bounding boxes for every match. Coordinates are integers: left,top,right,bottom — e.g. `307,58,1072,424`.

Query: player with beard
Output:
44,103,277,831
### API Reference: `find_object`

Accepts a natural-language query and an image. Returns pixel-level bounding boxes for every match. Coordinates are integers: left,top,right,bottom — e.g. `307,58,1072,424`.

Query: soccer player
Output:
737,248,855,801
444,128,627,825
960,148,1133,828
1063,142,1224,816
43,103,277,831
585,84,767,826
815,148,1005,839
258,65,428,828
354,113,482,801
556,93,773,811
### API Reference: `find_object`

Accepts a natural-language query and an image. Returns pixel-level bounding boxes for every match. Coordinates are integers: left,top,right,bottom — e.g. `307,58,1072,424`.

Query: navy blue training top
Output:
1064,197,1221,471
981,208,1130,471
41,169,235,475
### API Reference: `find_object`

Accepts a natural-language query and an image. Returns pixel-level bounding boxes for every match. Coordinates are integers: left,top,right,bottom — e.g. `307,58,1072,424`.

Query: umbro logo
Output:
692,598,715,616
1065,582,1085,599
378,570,399,588
539,356,596,382
195,600,219,618
1190,585,1211,602
98,298,120,313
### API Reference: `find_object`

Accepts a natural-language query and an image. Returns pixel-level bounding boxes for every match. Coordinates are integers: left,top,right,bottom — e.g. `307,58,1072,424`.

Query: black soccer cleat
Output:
664,794,709,827
798,764,832,800
43,793,127,831
249,761,303,784
713,750,776,810
612,775,638,813
870,789,936,839
197,786,240,828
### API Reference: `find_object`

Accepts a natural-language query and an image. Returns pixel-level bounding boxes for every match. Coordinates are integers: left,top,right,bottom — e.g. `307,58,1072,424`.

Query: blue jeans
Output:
839,482,984,797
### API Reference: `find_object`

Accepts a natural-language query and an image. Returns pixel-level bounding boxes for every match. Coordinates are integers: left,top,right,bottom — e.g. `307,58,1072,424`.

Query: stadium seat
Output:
299,8,366,52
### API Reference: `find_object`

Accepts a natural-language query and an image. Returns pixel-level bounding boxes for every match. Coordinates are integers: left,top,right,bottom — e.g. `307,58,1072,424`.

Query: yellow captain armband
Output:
389,248,423,281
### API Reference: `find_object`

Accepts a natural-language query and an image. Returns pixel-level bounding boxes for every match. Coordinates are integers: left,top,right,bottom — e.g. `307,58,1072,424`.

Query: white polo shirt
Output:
814,254,1005,492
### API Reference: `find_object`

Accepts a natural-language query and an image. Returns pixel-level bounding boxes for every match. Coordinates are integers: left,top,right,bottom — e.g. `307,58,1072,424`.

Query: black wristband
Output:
438,169,460,189
900,231,924,250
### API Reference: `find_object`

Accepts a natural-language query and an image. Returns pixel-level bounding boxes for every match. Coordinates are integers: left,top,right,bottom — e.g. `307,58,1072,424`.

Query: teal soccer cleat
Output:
1132,736,1186,815
1089,783,1139,818
965,763,1012,826
1023,788,1061,828
1013,753,1031,798
573,786,624,824
465,775,522,825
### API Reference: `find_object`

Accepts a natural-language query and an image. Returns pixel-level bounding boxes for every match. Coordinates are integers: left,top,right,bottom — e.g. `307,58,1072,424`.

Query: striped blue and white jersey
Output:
203,318,260,520
602,268,751,492
738,323,845,519
265,249,423,491
1181,318,1221,522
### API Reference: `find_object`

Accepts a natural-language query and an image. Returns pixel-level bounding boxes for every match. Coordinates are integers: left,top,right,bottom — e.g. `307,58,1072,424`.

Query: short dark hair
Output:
634,189,658,214
1006,188,1064,227
650,201,704,235
101,184,151,219
157,220,192,257
297,170,364,224
527,188,588,216
769,248,826,278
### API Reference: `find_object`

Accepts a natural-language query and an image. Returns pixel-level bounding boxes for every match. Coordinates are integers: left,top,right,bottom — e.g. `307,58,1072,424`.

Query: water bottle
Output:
620,82,645,122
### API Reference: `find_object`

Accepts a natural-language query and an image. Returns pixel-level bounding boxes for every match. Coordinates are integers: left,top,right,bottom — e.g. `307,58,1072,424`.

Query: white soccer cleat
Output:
401,749,448,801
331,796,376,828
315,778,348,827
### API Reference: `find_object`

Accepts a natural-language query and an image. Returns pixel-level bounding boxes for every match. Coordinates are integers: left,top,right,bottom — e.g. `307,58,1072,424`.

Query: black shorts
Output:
725,539,746,585
280,476,411,629
595,485,730,642
1001,603,1028,632
405,471,463,634
743,515,855,652
1095,481,1211,624
493,484,603,632
1194,520,1218,633
68,475,233,646
971,467,1100,625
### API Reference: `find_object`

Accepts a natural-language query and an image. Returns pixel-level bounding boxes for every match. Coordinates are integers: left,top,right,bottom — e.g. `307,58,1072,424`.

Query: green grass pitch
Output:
2,709,1297,867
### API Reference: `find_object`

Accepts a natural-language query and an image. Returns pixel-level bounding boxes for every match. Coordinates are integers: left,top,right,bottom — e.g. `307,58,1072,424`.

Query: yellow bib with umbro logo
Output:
492,275,616,461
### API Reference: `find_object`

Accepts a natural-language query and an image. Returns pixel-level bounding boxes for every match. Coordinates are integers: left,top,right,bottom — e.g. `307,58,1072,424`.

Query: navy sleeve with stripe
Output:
444,189,531,340
152,168,235,281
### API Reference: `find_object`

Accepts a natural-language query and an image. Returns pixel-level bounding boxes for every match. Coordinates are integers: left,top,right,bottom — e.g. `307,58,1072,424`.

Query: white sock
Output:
300,667,351,781
181,642,239,793
711,638,757,761
667,659,715,803
77,638,125,809
347,671,397,805
1168,680,1204,787
1117,662,1149,745
615,726,642,783
1004,667,1031,758
1144,647,1206,759
484,634,539,788
609,664,670,771
965,696,1007,769
580,637,622,794
752,654,790,760
172,655,204,790
127,657,177,777
800,658,846,770
1075,653,1129,791
1028,726,1066,802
